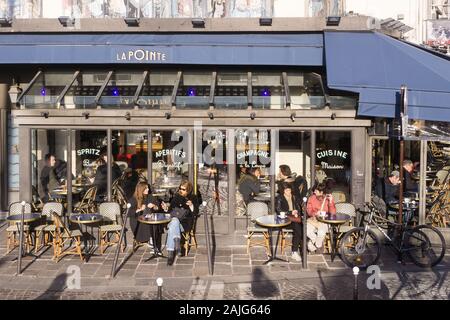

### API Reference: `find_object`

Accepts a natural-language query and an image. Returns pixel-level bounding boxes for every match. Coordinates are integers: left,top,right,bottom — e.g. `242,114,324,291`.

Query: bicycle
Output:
339,196,446,269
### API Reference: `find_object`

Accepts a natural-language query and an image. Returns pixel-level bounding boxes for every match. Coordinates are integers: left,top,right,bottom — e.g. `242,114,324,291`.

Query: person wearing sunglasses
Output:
161,180,199,265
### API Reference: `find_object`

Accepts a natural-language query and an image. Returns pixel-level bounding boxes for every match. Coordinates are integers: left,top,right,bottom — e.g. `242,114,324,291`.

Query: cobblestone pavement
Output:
0,227,449,300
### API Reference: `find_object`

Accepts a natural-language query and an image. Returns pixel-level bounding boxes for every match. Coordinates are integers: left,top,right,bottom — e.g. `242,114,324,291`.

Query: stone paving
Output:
0,222,449,300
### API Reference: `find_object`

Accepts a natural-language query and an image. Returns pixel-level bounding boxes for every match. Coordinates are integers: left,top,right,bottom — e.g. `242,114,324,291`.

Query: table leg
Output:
329,225,336,262
145,225,167,261
264,228,288,265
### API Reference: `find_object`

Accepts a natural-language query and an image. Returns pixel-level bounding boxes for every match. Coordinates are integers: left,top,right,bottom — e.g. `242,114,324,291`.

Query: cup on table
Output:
279,212,286,219
319,211,327,218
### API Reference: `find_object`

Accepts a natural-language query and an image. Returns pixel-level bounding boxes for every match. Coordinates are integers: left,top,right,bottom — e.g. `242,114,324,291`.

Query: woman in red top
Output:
306,183,336,254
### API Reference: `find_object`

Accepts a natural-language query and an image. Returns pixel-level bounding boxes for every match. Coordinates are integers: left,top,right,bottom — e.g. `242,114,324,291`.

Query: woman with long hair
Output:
162,180,199,265
129,182,162,253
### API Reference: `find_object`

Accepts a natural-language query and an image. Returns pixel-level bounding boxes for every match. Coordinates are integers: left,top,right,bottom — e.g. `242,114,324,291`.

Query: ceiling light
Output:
326,16,341,26
58,16,75,27
191,18,205,28
259,17,272,26
124,17,139,26
0,17,12,27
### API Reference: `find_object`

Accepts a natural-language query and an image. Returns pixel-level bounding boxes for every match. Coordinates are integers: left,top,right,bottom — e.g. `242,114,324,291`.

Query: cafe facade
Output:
1,17,449,235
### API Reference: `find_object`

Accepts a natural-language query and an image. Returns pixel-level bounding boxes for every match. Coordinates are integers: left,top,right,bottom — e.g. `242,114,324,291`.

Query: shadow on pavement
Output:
35,273,68,300
251,267,279,298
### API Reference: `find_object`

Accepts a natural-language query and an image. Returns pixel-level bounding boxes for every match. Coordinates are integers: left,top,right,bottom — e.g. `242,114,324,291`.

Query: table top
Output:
253,193,271,201
69,213,103,224
255,215,291,228
138,213,172,225
51,187,83,195
316,213,351,225
389,202,419,210
7,213,41,223
159,183,180,189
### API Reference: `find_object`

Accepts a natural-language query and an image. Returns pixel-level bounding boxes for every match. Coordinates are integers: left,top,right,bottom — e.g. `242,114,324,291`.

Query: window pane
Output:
98,72,143,109
176,72,211,109
252,72,285,109
22,72,74,109
315,131,352,203
215,72,248,109
64,72,105,109
31,129,68,206
138,71,177,109
288,72,325,109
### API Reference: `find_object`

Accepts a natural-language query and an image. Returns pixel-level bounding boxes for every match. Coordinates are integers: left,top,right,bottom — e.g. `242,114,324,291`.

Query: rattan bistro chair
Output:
245,201,270,255
73,186,97,214
34,202,64,254
52,211,83,262
98,202,124,254
181,214,199,256
6,202,33,254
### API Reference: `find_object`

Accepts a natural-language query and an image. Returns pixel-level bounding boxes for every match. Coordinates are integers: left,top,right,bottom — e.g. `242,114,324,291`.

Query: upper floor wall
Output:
0,0,344,19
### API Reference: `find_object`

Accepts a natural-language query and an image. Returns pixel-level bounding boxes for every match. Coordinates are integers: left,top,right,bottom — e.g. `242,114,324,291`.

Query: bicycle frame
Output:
358,203,416,254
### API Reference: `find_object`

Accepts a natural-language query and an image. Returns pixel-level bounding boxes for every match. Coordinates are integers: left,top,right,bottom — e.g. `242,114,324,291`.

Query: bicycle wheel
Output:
339,227,381,269
405,225,446,268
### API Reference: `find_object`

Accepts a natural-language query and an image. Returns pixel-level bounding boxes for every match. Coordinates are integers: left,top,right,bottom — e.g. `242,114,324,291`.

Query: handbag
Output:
170,207,188,221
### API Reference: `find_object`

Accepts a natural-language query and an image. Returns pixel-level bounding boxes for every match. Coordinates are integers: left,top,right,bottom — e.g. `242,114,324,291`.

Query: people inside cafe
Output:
128,182,163,252
375,170,401,205
306,183,336,254
275,182,303,262
40,153,61,202
276,164,308,201
237,167,261,204
402,159,419,194
91,151,122,201
161,180,199,266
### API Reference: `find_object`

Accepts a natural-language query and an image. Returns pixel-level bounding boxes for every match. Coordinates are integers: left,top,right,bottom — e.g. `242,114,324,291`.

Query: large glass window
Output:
151,129,190,199
196,129,229,215
31,129,68,206
275,131,312,197
235,129,272,215
315,131,351,203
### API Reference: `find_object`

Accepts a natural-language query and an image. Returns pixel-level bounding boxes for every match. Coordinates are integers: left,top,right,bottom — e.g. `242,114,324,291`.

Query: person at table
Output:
91,151,122,201
402,159,418,194
306,183,336,254
40,153,61,202
161,180,199,266
276,165,295,194
375,170,400,215
275,182,303,262
276,164,308,201
121,168,140,200
237,167,261,204
128,182,162,252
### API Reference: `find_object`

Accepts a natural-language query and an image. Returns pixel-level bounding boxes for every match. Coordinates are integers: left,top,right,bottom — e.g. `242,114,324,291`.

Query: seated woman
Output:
306,183,336,254
128,182,162,253
275,182,303,262
162,180,199,266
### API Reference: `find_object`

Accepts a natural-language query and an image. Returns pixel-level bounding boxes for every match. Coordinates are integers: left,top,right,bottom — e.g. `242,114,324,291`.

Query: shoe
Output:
291,251,302,262
167,251,175,266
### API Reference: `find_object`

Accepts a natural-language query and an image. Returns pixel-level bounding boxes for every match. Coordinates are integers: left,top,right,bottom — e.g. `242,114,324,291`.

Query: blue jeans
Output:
166,218,184,251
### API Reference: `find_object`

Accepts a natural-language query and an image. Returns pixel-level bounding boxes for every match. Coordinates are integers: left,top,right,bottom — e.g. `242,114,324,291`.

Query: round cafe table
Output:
253,193,271,203
255,215,291,264
138,212,172,261
69,213,103,259
316,213,351,262
7,213,41,258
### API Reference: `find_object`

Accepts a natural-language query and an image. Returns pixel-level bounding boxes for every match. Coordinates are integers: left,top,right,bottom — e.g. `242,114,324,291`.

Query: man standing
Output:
402,159,418,194
40,153,60,202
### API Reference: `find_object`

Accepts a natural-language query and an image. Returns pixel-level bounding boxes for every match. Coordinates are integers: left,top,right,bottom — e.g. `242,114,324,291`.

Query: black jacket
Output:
94,163,122,196
403,169,418,193
275,194,302,214
128,195,160,243
238,174,260,204
169,192,199,232
375,177,399,204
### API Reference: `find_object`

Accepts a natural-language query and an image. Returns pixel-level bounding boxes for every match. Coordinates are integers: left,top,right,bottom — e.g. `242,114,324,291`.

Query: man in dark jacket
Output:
402,159,418,194
375,170,400,217
238,167,261,204
92,152,122,200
